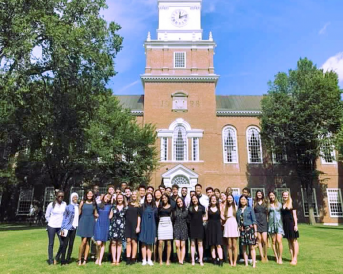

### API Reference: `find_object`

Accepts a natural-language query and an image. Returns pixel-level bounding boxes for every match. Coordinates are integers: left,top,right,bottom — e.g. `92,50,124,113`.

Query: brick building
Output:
115,0,343,224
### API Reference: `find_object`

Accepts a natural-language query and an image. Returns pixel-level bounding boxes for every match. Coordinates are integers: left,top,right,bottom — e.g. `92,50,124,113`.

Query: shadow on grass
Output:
311,225,343,231
0,224,46,231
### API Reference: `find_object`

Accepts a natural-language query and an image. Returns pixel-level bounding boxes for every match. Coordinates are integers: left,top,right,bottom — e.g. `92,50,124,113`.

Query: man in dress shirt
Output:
242,187,253,207
138,185,146,205
170,184,180,209
159,184,166,195
181,187,191,208
120,182,128,195
195,184,209,209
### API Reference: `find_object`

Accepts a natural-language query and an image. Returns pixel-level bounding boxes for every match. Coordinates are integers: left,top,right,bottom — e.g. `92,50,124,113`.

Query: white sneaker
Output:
142,260,147,266
248,259,253,264
239,258,245,263
147,260,154,266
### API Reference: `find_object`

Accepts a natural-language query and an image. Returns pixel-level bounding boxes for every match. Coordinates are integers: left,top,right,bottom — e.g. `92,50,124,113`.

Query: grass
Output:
0,224,342,274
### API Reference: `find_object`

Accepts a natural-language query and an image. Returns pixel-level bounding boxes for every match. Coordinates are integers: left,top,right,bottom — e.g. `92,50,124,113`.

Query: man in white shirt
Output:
195,184,209,209
138,185,146,205
181,187,191,208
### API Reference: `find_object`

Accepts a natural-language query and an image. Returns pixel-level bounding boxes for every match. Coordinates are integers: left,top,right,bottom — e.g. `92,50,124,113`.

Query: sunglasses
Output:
57,195,64,198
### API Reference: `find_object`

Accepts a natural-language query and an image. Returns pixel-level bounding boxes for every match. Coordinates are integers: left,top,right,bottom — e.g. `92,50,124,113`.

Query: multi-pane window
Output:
251,188,266,200
326,188,343,217
275,187,290,202
192,138,199,161
98,186,108,195
223,126,238,163
173,126,187,161
272,146,287,164
70,187,85,200
161,137,168,161
172,175,190,186
174,52,186,68
301,188,319,217
231,188,240,196
43,187,55,212
17,188,34,215
246,127,263,163
321,137,336,164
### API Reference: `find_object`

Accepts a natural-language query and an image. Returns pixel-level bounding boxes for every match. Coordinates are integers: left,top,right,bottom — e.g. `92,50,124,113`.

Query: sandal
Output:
82,259,87,265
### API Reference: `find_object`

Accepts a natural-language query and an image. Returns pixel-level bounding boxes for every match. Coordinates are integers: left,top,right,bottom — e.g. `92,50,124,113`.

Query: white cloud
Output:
318,22,330,35
321,52,343,84
114,80,140,94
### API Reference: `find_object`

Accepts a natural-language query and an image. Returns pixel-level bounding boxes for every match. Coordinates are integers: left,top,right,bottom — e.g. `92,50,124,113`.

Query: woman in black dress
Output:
206,195,223,266
125,190,141,265
254,190,268,262
173,197,188,265
188,195,206,266
281,191,299,265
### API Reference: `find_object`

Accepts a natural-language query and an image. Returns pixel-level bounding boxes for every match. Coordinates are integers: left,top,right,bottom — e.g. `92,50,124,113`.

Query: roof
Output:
114,95,263,116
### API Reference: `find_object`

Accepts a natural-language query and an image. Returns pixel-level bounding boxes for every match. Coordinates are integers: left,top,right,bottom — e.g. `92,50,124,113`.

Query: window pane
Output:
223,127,237,163
247,127,262,163
173,126,187,161
174,52,186,68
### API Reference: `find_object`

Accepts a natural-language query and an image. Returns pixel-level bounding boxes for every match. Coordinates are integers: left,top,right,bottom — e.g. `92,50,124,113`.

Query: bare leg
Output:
78,238,86,265
99,242,105,266
166,241,171,265
141,243,146,263
217,245,223,260
250,245,256,268
257,232,264,260
277,234,283,264
153,238,157,262
116,241,122,264
211,246,216,260
191,240,196,265
271,234,278,263
262,232,268,262
243,244,248,266
95,241,101,264
175,240,180,262
147,245,153,262
228,238,233,266
83,238,90,264
126,238,132,259
158,240,164,265
290,239,299,265
180,241,185,264
198,240,204,266
132,239,137,260
111,241,117,264
232,238,238,266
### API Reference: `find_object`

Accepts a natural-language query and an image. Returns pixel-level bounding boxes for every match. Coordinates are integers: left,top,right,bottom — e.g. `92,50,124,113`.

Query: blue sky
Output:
103,0,343,95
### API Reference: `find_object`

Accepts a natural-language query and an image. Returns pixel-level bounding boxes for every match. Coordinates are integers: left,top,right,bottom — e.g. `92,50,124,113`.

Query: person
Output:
93,185,101,205
190,191,196,198
125,190,141,265
281,191,299,265
206,187,214,199
188,195,206,266
147,186,154,193
254,190,268,262
195,184,209,209
222,194,239,267
225,187,239,205
138,185,146,205
153,189,162,262
115,188,121,196
268,191,284,264
157,194,173,265
242,188,253,207
214,188,221,201
173,197,188,265
219,191,228,263
107,185,116,204
77,190,96,265
170,184,179,209
94,194,112,266
139,192,157,266
60,192,79,265
165,187,172,196
181,187,191,208
236,195,257,268
109,194,128,265
120,182,128,194
220,192,227,212
206,195,224,266
159,185,166,195
45,190,66,265
124,187,132,203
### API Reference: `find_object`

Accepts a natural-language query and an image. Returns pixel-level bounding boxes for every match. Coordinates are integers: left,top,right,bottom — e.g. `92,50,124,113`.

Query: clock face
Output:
171,9,189,27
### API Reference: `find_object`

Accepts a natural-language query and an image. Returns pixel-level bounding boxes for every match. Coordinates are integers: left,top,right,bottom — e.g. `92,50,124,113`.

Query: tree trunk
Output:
306,187,316,225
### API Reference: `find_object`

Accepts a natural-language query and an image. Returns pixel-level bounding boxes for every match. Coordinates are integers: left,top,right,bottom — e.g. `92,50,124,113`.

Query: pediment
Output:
162,164,198,179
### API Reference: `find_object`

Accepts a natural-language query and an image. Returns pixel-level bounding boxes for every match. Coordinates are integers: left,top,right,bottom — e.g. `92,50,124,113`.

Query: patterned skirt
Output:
240,225,256,246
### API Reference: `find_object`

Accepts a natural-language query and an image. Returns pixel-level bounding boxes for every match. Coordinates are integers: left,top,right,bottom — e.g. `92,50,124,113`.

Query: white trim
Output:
43,187,55,212
141,75,219,85
160,137,168,162
222,125,239,164
192,137,200,161
323,223,340,226
131,110,144,116
174,51,186,68
301,188,319,217
217,110,261,116
231,188,240,196
275,188,290,202
326,188,343,218
246,126,263,164
172,125,188,161
169,118,191,131
17,188,34,216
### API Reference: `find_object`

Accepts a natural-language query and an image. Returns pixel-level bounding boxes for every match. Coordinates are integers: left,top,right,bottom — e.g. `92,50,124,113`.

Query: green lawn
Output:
0,224,342,274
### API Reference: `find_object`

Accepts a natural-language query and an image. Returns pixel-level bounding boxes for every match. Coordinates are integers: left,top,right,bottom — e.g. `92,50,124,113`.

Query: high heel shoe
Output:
219,259,223,267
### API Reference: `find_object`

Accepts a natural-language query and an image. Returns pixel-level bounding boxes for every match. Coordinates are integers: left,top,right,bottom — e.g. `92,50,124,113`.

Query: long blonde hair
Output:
282,191,293,209
130,190,140,207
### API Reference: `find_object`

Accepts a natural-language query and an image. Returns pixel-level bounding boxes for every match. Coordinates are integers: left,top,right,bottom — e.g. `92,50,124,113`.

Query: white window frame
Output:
251,188,266,201
320,136,336,165
246,126,263,164
17,188,34,215
172,125,188,161
272,146,287,164
192,137,199,161
222,126,239,164
326,188,343,217
43,187,55,212
275,187,290,202
70,187,85,200
160,137,168,162
174,52,186,68
301,188,319,217
231,188,240,196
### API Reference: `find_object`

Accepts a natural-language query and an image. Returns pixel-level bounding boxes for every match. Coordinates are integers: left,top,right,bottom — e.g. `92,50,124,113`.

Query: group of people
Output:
45,182,299,268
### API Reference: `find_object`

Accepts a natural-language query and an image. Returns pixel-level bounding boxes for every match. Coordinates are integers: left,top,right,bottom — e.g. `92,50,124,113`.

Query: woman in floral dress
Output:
109,194,127,265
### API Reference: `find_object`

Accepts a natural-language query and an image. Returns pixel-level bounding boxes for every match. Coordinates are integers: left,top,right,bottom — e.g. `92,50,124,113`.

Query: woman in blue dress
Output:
109,194,128,265
139,192,157,266
94,194,112,266
268,191,284,264
77,190,96,265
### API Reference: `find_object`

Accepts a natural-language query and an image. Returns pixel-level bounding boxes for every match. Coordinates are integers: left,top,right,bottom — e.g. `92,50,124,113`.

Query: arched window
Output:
246,126,262,163
172,175,190,186
173,125,187,161
222,126,238,163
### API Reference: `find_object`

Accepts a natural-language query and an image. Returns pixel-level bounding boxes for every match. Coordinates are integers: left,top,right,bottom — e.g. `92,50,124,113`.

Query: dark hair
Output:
238,195,249,208
138,184,146,190
209,194,220,210
166,187,172,191
125,186,131,191
120,182,128,187
53,190,64,208
254,189,266,208
81,190,95,211
161,194,170,207
214,188,220,193
143,192,155,210
98,193,111,209
195,183,202,189
158,184,165,189
224,194,236,219
107,185,115,192
175,197,186,213
242,187,250,194
206,187,214,193
181,187,188,191
154,189,162,199
147,185,155,191
190,190,196,194
189,195,205,212
172,184,179,189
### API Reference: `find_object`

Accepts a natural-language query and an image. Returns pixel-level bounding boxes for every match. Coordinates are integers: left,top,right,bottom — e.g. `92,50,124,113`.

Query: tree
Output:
86,95,158,188
0,0,123,190
260,58,342,225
